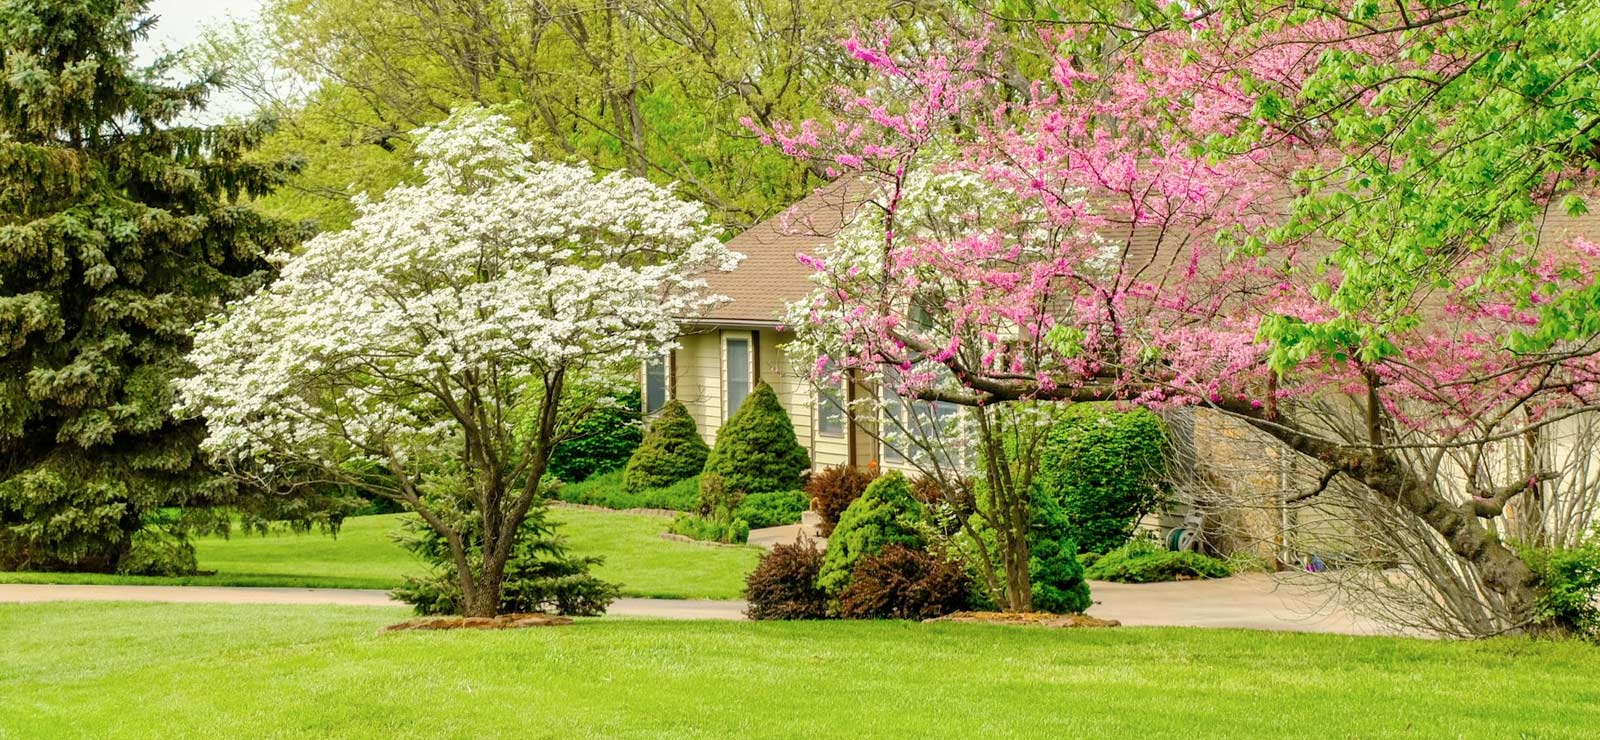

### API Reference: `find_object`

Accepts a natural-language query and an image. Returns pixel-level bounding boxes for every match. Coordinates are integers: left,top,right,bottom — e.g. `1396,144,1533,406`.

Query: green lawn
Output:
0,508,761,600
2,602,1596,739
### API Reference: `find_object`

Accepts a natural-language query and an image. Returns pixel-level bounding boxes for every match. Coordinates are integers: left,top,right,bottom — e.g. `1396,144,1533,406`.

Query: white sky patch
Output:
140,0,267,123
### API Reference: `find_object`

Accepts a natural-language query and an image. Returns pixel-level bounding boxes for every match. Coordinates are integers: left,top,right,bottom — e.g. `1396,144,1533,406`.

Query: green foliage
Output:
548,389,643,484
837,545,972,620
391,507,617,616
117,528,199,577
0,0,318,573
1028,492,1092,614
744,541,830,620
622,401,709,493
735,490,808,529
229,0,967,228
816,472,924,594
700,382,810,499
807,464,879,536
1035,405,1170,555
1523,537,1600,641
1084,538,1232,583
553,470,699,512
667,513,750,545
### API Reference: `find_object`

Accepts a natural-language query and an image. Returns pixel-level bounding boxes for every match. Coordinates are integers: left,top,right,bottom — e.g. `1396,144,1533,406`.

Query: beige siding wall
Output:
669,327,841,473
670,329,724,442
665,326,965,476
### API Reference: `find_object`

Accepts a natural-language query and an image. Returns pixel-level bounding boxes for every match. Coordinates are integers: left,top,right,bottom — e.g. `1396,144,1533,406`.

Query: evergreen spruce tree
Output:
0,1,308,573
700,381,810,497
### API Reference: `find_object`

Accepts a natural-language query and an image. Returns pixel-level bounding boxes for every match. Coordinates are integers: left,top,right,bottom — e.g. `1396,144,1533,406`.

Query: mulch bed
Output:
383,613,574,632
924,611,1120,628
658,532,749,548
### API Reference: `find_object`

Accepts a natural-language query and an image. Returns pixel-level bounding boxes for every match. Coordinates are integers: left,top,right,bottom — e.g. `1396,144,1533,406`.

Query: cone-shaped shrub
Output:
700,381,810,497
816,472,923,594
1029,491,1092,614
622,401,709,492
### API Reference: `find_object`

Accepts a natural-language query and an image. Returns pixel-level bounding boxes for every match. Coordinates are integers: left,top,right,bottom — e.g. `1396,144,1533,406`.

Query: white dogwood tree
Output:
177,108,739,616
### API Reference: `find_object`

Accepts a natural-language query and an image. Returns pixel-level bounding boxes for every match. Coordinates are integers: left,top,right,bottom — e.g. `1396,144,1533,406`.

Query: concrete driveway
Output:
1084,573,1400,636
0,574,1397,635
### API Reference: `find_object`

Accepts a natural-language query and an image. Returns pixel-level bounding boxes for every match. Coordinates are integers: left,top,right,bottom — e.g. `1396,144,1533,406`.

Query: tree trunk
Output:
463,578,501,618
1232,406,1542,631
1001,534,1034,612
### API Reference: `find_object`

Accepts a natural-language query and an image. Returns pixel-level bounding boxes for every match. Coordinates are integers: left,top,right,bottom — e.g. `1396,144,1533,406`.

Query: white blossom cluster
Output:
176,108,740,469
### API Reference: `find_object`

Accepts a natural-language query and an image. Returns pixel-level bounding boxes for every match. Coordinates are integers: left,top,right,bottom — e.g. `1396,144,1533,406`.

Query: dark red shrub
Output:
744,539,830,620
837,545,971,620
807,464,880,536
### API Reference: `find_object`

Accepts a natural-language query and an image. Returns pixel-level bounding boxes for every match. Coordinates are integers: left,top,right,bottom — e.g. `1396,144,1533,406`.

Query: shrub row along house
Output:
647,177,1600,633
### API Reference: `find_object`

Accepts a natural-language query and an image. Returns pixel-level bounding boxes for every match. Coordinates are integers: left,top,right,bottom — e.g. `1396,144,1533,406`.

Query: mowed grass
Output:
2,602,1596,739
0,508,761,600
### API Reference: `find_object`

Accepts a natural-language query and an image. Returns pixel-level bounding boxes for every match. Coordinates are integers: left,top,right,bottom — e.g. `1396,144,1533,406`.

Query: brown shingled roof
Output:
694,176,1600,326
695,179,871,325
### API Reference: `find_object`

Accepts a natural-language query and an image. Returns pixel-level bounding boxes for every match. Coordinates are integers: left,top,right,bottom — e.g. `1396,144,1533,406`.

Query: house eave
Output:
678,316,789,330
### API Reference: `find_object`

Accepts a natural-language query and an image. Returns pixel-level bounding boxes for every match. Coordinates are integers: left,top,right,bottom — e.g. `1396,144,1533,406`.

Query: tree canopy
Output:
176,108,739,615
758,0,1600,633
0,0,312,573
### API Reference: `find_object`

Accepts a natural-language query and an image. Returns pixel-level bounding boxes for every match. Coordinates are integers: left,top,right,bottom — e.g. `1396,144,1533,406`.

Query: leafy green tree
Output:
201,0,981,229
623,400,709,492
701,381,810,498
548,388,643,484
0,0,310,573
816,472,923,594
1035,406,1170,555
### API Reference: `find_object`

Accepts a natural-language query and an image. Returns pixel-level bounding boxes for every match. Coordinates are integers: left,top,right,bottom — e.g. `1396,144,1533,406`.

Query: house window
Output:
643,355,668,414
724,334,752,419
817,363,846,437
880,368,968,468
882,384,908,463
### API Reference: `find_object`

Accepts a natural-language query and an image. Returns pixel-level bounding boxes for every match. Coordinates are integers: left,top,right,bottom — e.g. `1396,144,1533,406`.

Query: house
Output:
645,179,1600,566
642,181,891,473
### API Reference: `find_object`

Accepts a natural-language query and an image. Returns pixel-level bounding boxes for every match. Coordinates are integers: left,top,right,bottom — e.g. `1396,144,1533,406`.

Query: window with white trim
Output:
817,362,847,436
880,368,969,468
724,333,752,419
643,355,668,414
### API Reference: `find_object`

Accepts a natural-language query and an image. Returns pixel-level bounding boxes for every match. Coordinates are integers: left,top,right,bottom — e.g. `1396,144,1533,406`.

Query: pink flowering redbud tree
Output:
177,109,740,617
759,23,1302,612
760,2,1600,634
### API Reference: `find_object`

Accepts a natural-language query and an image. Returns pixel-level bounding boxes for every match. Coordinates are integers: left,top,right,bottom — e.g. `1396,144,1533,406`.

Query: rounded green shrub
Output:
1036,405,1170,555
1083,538,1232,583
736,490,809,529
816,472,924,594
392,507,618,616
622,400,709,493
548,389,643,483
1523,539,1600,641
700,381,810,498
